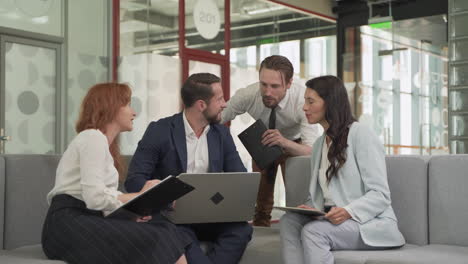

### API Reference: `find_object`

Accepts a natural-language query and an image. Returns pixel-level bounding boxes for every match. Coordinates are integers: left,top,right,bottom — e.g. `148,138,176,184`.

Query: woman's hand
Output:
117,179,161,204
297,204,318,210
140,179,161,193
325,207,351,225
136,215,152,223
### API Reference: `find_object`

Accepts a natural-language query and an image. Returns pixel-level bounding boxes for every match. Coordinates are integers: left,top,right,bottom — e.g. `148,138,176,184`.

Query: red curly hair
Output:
76,82,132,178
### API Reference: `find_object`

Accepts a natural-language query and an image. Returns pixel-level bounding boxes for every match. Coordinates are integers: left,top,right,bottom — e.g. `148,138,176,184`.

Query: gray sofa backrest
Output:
385,155,429,246
0,156,5,249
284,155,430,246
0,154,133,250
428,155,468,246
284,156,311,207
2,155,61,250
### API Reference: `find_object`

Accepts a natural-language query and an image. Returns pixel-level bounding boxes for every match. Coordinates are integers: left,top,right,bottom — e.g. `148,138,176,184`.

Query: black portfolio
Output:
106,176,195,220
238,119,284,170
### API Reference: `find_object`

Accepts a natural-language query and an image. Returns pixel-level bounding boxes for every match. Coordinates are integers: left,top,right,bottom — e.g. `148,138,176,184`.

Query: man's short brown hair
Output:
181,73,221,107
259,55,294,83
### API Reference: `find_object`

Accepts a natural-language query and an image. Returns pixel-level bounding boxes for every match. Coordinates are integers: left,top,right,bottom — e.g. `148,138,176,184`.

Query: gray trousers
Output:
280,212,378,264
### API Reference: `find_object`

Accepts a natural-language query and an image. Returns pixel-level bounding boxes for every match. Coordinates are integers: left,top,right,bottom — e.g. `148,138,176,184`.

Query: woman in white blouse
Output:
42,83,190,264
280,76,405,264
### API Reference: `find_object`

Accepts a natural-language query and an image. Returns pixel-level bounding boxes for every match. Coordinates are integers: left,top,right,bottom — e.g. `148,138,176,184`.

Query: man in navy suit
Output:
125,73,252,264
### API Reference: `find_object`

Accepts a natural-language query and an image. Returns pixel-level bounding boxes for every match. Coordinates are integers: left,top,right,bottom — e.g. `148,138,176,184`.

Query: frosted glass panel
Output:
4,42,56,154
451,115,468,136
0,0,62,36
66,52,109,144
452,0,468,12
450,90,468,111
451,15,468,38
450,64,468,86
451,140,468,153
189,60,221,76
119,54,181,155
66,0,109,144
451,39,468,61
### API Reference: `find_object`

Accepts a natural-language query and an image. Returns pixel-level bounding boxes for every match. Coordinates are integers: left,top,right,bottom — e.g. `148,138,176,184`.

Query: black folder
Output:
238,119,284,170
106,176,195,220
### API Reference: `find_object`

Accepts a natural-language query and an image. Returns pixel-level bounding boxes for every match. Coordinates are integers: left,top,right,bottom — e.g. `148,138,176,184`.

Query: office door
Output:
0,35,62,154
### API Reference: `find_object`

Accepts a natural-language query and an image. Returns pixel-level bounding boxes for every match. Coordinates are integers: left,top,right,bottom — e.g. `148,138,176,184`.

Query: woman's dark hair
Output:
305,75,356,181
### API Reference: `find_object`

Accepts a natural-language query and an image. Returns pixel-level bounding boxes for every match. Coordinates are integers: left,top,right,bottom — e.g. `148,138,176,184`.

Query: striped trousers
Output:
42,194,191,264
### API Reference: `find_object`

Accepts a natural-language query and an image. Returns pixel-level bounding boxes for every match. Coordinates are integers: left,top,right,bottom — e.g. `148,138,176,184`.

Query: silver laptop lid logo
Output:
210,192,224,205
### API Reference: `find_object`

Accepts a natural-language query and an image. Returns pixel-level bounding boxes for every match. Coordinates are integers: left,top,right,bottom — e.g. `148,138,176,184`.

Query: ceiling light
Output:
243,5,284,15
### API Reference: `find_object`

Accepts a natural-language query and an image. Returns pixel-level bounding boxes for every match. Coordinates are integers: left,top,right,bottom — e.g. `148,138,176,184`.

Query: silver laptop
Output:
164,172,260,224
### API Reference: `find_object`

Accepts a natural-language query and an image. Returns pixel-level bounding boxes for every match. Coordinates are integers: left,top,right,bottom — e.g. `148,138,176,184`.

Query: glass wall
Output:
228,1,336,209
119,0,182,155
67,0,110,144
0,0,110,154
118,0,337,209
0,0,63,36
343,15,449,155
449,0,468,153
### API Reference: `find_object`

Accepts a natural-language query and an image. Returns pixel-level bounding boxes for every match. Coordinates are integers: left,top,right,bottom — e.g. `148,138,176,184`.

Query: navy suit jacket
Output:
125,112,246,192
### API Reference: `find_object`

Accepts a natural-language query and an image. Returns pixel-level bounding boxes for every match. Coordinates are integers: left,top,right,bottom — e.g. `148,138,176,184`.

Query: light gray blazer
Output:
305,122,405,247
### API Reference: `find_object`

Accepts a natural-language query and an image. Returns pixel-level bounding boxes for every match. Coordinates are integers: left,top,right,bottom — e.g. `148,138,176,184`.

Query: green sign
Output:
257,38,276,45
369,21,392,29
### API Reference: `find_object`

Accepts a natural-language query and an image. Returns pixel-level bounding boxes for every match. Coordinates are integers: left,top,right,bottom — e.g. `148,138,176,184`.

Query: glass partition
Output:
343,15,449,155
0,0,63,37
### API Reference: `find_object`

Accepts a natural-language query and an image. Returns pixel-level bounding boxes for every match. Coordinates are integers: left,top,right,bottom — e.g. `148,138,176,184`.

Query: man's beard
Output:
262,96,278,108
203,109,221,124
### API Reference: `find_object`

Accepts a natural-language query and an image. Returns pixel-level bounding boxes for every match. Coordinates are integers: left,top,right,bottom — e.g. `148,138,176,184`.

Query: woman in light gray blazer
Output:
280,76,405,264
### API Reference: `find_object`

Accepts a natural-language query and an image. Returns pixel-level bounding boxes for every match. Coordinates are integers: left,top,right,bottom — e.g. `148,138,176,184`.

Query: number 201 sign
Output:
193,0,221,40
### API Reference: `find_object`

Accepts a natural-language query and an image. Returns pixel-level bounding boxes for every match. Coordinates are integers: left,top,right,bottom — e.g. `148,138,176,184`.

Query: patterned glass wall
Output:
118,53,181,155
449,0,468,153
4,42,56,154
66,0,109,144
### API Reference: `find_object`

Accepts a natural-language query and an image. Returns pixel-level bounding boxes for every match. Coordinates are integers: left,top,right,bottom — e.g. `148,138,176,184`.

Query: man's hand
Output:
262,129,287,148
136,215,152,223
325,207,351,225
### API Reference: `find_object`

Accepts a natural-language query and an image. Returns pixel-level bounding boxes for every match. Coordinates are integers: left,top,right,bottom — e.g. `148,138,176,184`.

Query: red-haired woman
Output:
41,83,190,264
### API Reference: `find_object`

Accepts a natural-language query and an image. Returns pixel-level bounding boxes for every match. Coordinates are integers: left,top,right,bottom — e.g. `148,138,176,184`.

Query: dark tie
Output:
269,107,276,129
266,106,277,183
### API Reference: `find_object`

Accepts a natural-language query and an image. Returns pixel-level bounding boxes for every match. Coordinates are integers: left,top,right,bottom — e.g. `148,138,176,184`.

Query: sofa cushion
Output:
240,227,281,264
0,244,64,263
0,156,5,249
365,244,468,264
429,155,468,246
385,156,429,246
3,155,61,249
333,244,419,264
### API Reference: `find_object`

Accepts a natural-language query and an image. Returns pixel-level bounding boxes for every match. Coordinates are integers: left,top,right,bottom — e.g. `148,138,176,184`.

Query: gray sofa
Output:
0,154,467,263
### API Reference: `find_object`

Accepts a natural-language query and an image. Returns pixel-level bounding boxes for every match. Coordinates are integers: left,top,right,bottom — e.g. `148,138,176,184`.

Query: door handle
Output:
0,129,10,141
0,128,10,154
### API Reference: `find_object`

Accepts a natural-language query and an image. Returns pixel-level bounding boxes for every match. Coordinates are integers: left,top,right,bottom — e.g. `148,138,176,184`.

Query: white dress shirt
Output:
318,141,335,207
47,129,123,213
221,82,322,146
183,112,210,173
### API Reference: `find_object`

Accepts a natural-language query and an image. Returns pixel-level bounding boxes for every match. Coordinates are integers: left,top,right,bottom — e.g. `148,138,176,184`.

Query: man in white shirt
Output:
126,73,251,264
222,55,322,226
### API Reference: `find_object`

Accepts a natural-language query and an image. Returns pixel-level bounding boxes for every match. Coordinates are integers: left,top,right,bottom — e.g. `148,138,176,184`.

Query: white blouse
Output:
318,141,335,207
47,129,123,213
